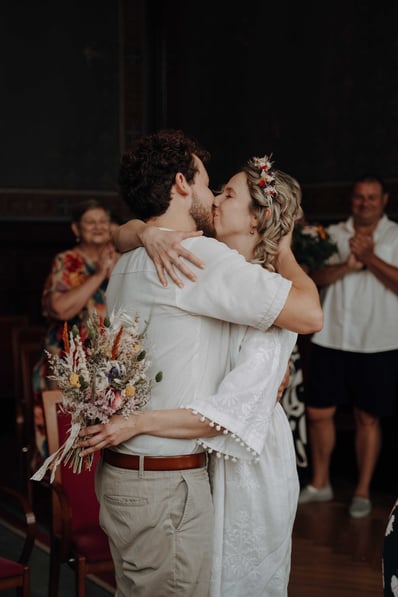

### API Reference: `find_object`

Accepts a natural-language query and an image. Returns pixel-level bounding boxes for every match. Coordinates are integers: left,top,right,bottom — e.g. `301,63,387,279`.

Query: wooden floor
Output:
1,412,397,597
289,478,394,597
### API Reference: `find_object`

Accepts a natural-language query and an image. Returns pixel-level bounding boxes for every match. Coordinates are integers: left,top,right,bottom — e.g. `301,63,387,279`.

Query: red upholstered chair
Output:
40,390,115,597
0,485,36,597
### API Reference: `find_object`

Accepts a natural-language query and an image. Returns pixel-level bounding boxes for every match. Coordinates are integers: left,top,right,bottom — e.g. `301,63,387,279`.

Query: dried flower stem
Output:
63,321,70,354
111,326,124,359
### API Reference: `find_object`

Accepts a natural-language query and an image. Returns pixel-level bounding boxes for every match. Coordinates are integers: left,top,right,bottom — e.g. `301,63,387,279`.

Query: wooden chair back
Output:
0,315,29,399
11,325,46,501
11,323,46,401
41,390,115,597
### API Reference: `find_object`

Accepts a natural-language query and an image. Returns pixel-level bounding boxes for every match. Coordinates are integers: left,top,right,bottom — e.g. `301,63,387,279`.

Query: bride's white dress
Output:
188,325,300,597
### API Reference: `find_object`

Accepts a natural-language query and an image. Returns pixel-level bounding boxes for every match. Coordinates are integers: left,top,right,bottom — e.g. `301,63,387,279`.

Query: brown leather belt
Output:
103,449,207,471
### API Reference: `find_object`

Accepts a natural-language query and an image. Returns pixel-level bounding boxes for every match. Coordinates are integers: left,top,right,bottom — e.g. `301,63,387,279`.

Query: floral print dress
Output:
32,249,108,463
280,344,308,468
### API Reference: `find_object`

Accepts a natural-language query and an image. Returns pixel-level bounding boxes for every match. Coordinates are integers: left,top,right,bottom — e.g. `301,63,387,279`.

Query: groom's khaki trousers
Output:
96,455,213,597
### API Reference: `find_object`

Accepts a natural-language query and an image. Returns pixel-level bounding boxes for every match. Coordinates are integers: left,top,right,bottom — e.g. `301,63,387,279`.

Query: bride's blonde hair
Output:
243,155,302,271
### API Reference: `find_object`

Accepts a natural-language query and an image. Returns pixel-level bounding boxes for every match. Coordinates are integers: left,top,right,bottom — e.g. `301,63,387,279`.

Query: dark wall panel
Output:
0,0,120,190
155,1,398,194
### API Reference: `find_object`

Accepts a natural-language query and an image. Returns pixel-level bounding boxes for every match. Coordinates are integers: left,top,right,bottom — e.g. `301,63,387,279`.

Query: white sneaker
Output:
298,484,334,504
349,497,372,518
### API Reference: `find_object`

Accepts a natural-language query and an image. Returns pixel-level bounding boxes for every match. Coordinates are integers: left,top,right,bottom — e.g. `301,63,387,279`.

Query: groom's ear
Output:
174,172,190,197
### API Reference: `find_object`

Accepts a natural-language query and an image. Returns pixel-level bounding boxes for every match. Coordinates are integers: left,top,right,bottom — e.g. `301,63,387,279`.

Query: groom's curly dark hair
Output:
119,129,211,221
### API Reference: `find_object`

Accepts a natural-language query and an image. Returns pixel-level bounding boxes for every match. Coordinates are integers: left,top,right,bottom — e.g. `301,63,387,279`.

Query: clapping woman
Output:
32,199,119,463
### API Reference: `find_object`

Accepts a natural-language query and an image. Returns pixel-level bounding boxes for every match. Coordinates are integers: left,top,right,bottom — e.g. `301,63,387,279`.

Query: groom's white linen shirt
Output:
105,235,291,457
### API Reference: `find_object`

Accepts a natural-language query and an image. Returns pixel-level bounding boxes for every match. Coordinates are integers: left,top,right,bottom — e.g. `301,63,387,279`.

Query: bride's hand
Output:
140,227,205,287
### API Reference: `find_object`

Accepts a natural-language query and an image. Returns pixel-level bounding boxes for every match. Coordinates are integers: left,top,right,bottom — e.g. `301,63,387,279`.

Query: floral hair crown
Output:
253,155,277,203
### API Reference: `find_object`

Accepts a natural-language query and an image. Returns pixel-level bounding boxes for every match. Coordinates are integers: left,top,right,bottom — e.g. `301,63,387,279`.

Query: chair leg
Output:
76,556,87,597
48,543,62,597
23,567,30,597
16,566,30,597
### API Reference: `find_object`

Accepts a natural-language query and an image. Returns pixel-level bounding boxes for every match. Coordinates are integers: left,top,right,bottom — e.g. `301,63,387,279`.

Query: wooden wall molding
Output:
0,189,131,222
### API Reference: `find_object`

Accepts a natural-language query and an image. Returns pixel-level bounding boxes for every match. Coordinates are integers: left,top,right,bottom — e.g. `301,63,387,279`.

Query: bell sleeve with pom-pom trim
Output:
185,327,297,462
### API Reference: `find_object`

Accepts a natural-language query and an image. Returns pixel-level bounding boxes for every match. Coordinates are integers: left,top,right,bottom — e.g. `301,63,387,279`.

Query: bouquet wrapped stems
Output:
62,421,95,474
31,419,90,483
